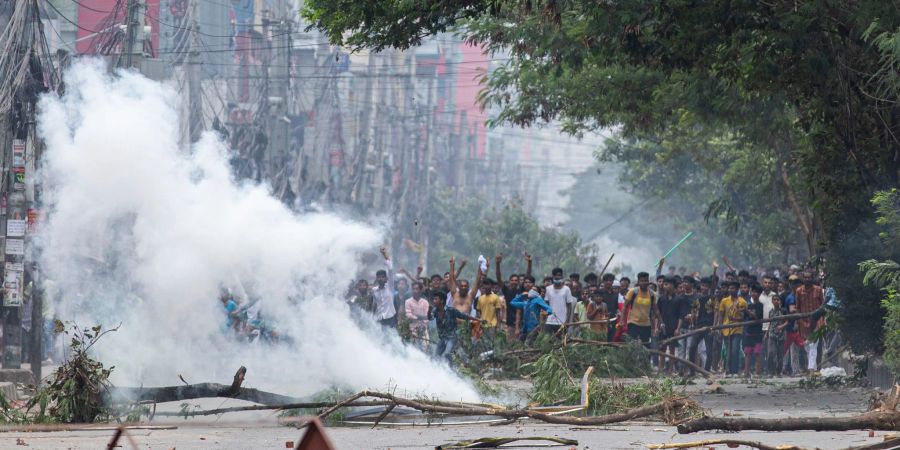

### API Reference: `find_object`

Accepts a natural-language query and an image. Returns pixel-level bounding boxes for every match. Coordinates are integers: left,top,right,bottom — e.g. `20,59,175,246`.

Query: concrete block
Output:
0,369,33,385
0,382,16,401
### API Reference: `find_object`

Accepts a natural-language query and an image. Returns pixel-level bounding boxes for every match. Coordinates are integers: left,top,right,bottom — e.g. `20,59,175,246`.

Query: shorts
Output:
627,324,651,345
743,343,763,355
785,331,805,348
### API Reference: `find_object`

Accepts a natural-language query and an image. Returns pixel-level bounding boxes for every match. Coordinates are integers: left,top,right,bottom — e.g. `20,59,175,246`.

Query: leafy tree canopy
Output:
304,0,900,351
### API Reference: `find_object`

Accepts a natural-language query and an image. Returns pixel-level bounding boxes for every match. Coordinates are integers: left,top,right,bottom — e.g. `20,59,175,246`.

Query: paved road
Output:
2,378,889,449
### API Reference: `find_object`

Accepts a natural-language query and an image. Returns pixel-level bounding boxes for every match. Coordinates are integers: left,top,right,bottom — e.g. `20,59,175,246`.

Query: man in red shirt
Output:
793,271,824,373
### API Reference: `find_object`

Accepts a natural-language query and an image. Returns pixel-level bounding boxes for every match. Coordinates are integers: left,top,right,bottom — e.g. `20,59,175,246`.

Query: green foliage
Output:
423,190,598,277
43,322,117,423
881,289,900,376
306,0,900,354
527,351,681,416
859,189,900,371
601,132,807,267
0,322,119,424
871,189,900,247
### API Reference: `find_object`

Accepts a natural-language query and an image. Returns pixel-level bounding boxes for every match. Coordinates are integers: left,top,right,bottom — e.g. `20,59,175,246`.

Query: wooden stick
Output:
677,411,900,434
599,253,615,275
659,307,823,347
566,338,715,378
150,401,394,417
647,439,808,450
307,390,697,426
370,404,396,428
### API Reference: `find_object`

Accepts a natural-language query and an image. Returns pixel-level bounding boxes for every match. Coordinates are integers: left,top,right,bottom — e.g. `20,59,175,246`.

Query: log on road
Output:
105,366,300,406
677,410,900,434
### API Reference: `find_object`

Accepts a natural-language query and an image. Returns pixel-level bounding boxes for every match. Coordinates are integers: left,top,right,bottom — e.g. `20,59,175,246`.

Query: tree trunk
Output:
105,382,300,406
772,135,819,257
677,411,900,434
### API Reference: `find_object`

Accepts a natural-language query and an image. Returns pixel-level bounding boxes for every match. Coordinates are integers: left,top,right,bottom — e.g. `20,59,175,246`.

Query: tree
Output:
421,190,598,278
304,0,900,351
860,189,900,375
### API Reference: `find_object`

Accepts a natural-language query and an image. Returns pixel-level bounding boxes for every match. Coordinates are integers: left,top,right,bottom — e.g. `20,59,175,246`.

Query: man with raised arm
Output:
448,256,484,314
496,253,531,339
372,247,398,330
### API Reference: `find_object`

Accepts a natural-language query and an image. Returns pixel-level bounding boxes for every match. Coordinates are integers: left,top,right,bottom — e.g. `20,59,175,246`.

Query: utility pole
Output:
0,0,33,376
121,0,142,69
266,17,291,193
353,52,377,205
186,10,201,143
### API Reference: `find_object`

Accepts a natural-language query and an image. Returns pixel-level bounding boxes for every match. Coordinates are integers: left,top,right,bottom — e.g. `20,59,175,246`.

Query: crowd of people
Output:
218,247,838,378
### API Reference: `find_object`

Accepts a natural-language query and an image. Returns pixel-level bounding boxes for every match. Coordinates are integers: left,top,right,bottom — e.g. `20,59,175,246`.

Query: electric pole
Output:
187,11,201,143
121,0,141,68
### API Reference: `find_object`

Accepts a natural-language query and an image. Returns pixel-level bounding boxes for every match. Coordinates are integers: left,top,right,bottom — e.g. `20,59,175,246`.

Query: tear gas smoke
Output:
35,60,479,401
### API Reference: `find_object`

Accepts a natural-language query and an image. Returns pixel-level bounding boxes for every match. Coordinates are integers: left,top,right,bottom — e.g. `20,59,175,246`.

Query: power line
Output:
45,0,104,33
67,0,115,14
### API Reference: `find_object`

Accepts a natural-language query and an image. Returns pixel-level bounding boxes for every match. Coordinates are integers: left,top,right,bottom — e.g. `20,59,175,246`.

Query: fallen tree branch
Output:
677,411,900,433
371,404,396,428
660,307,824,347
150,401,394,417
311,390,698,426
107,382,300,406
437,436,578,449
106,367,299,406
647,439,808,450
567,338,715,379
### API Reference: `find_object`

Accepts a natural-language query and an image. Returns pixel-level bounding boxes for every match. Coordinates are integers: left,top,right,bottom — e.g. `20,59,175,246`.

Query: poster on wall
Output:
6,219,25,237
26,209,39,234
3,263,23,307
12,167,25,191
12,140,24,168
5,238,24,256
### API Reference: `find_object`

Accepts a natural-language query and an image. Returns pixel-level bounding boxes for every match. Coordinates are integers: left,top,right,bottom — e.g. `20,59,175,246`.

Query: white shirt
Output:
544,285,575,325
372,259,396,320
759,291,775,331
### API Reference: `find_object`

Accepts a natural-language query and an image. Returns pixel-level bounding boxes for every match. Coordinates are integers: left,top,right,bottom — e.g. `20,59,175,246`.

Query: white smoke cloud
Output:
35,60,479,401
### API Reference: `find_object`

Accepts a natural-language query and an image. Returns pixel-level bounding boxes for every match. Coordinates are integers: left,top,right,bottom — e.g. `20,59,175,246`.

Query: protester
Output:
476,278,505,334
348,279,375,313
405,281,430,351
675,277,696,374
433,292,479,360
448,256,484,315
766,294,787,377
623,272,659,346
510,286,553,344
794,270,825,373
496,253,531,339
595,273,620,341
687,277,716,374
782,276,803,375
743,284,765,378
718,281,747,376
543,268,576,335
372,247,398,329
657,277,682,374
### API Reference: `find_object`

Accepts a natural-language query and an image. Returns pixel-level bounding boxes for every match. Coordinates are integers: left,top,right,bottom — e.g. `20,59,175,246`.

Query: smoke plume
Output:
35,60,479,401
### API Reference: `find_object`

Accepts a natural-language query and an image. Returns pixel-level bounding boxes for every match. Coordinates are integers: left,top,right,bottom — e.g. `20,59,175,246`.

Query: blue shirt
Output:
223,300,238,332
510,294,553,333
784,292,796,332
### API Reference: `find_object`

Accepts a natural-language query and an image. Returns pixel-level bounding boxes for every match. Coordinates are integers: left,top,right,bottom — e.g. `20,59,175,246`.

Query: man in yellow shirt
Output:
622,272,660,347
477,279,506,336
717,281,747,376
